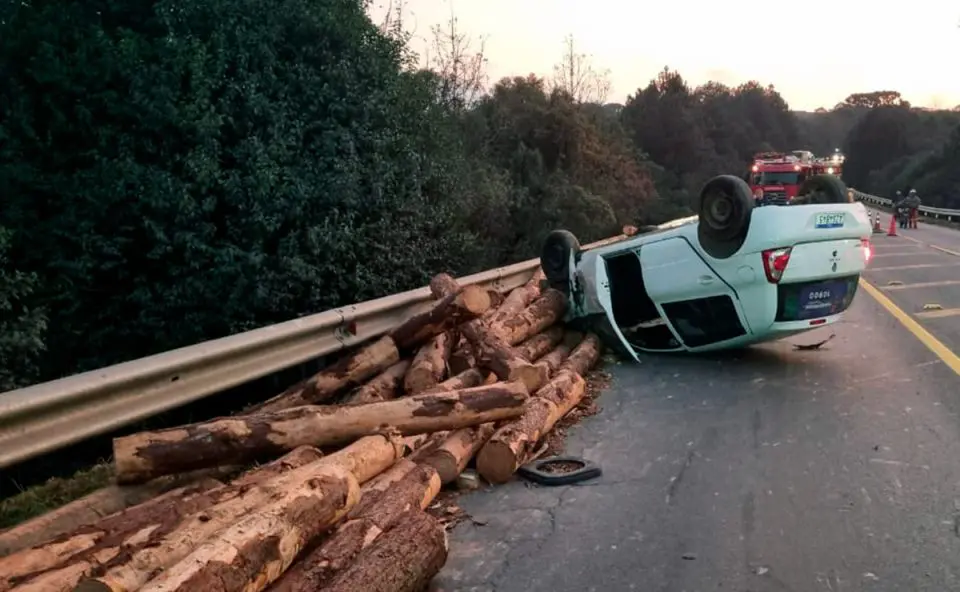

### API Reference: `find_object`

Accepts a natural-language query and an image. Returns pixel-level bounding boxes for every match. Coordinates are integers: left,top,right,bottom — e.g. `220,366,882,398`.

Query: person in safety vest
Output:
904,189,921,229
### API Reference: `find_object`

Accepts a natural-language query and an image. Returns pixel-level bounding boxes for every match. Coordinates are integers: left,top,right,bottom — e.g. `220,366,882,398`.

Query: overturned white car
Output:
540,174,873,357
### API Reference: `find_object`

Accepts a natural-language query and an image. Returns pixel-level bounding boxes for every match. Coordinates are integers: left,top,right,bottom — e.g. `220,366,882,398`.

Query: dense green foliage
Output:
2,1,960,388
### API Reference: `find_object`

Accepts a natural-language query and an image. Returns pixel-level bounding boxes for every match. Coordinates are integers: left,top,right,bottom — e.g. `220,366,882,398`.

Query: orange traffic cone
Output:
873,212,882,233
887,213,897,237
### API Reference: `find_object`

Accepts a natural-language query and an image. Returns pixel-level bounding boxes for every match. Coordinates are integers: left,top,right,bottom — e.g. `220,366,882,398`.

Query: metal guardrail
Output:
0,232,633,470
852,190,960,223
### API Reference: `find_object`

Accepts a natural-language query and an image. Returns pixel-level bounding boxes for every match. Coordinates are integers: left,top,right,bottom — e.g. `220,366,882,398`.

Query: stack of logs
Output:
0,269,602,592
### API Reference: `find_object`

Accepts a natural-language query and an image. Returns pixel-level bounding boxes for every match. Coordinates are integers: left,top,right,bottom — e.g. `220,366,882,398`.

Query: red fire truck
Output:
747,149,845,206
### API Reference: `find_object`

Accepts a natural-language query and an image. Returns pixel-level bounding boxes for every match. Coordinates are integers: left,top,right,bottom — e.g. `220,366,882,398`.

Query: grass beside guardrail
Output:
0,463,114,529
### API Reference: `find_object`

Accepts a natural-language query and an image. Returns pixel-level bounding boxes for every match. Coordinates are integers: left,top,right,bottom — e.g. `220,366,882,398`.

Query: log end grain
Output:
458,285,492,316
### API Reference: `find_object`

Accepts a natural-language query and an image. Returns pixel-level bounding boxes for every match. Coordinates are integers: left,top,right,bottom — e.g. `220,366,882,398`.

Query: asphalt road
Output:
431,212,960,592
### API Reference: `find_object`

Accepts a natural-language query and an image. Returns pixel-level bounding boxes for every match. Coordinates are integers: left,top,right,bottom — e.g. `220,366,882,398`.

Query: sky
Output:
366,0,960,111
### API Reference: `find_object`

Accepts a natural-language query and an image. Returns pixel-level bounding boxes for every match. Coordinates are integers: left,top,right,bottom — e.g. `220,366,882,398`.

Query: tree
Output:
842,91,908,109
551,34,611,104
427,11,488,111
0,228,46,391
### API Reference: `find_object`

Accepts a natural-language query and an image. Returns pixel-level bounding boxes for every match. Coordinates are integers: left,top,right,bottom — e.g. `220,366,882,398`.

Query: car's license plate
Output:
796,280,848,319
815,212,845,229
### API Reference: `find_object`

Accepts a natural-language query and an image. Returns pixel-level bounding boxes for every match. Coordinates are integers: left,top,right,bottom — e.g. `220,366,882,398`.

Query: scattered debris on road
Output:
793,333,836,351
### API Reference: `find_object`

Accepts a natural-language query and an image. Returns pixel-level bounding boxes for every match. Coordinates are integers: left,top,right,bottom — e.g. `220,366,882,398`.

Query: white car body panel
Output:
569,202,872,355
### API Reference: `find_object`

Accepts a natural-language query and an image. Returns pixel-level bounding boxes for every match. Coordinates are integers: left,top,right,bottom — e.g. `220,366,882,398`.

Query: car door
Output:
639,237,752,350
592,252,641,362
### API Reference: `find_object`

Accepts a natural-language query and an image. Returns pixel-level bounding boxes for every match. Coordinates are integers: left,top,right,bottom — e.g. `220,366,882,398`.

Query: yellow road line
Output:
916,307,960,319
881,279,960,291
932,245,960,258
859,278,960,376
868,263,960,271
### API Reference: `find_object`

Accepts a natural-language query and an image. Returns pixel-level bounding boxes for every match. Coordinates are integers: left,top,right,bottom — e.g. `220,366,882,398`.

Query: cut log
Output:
533,343,572,376
486,289,505,310
558,333,602,376
341,360,410,405
73,435,401,592
0,469,227,558
493,288,568,346
419,423,497,484
404,431,449,463
461,322,547,392
515,326,565,362
357,458,418,500
487,268,545,328
129,471,360,592
476,373,587,484
253,336,401,414
113,384,527,483
400,433,433,456
1,448,323,592
388,286,491,351
428,273,459,299
320,510,448,592
403,331,455,395
423,367,488,393
447,270,546,372
269,465,441,592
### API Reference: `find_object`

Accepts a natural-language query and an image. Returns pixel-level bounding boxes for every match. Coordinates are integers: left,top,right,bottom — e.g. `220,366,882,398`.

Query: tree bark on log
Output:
341,360,410,405
486,268,545,328
74,435,402,592
492,288,568,346
558,333,602,376
387,286,491,351
475,374,587,484
1,448,324,592
320,510,448,592
253,336,401,414
399,433,433,456
113,384,527,483
268,465,441,592
0,469,232,558
423,367,488,393
403,331,454,395
447,270,545,373
126,469,360,592
419,423,496,484
460,323,547,392
404,432,448,462
428,274,458,299
533,343,572,377
515,326,565,362
356,458,417,500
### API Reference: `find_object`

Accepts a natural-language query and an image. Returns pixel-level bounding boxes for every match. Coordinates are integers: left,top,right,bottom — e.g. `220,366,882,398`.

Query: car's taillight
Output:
861,238,872,263
761,247,792,283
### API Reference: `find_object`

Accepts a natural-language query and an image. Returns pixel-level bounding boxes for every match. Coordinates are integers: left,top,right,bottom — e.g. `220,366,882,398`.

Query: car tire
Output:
541,229,581,293
696,175,754,259
792,174,850,205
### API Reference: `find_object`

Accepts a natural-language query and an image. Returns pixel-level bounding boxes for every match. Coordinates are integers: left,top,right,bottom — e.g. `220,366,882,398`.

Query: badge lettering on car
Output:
815,213,844,229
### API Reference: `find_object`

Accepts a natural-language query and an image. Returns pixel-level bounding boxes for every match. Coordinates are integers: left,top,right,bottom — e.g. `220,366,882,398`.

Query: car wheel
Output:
792,174,849,205
696,175,753,259
540,229,581,293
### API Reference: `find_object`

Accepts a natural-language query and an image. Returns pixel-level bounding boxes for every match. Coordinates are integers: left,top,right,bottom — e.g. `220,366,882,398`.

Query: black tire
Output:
791,174,850,205
516,456,602,486
696,175,754,260
540,229,581,293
